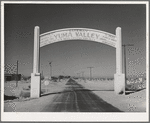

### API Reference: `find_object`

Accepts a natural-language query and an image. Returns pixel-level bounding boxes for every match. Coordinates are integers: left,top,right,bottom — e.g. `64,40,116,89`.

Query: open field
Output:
4,78,146,100
4,78,146,112
77,79,146,112
4,79,69,101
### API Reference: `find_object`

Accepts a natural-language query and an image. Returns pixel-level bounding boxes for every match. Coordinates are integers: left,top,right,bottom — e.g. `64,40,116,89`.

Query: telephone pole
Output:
81,71,86,82
122,44,134,83
49,61,52,79
16,60,18,87
87,67,94,81
81,71,84,80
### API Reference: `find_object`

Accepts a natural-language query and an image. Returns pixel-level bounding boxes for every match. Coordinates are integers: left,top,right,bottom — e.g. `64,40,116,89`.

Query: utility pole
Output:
81,71,86,82
77,73,80,78
122,44,134,85
81,71,84,80
16,60,18,87
87,67,94,81
49,61,52,79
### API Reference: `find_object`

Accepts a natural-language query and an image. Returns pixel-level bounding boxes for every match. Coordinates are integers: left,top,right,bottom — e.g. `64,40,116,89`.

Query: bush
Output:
19,90,30,98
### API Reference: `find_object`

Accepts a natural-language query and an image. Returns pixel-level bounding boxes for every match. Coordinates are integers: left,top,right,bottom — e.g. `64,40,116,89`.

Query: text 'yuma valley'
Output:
40,29,117,47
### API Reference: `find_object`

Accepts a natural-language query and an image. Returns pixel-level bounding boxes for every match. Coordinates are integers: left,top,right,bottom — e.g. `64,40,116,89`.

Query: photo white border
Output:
1,1,149,122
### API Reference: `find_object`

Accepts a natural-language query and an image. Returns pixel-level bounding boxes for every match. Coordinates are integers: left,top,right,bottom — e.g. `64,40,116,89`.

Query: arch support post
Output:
31,26,41,98
114,27,125,94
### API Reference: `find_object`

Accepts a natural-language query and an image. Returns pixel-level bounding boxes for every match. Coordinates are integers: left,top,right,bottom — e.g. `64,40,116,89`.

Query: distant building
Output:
5,74,21,81
5,74,12,81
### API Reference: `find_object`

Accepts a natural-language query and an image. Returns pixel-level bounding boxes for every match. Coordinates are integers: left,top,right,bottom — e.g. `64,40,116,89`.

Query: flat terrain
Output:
4,78,146,112
41,79,121,112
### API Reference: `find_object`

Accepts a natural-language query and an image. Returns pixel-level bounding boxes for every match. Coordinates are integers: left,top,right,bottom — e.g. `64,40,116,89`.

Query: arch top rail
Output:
39,28,117,48
40,28,116,37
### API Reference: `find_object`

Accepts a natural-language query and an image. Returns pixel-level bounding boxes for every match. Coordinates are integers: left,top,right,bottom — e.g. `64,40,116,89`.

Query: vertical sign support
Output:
31,26,41,98
114,27,125,94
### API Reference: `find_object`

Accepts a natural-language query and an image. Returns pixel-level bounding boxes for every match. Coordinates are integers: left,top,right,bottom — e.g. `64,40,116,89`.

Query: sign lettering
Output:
40,28,117,47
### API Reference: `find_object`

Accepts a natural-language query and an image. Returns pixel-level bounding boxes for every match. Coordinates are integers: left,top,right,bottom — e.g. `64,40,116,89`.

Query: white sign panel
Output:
40,28,117,48
44,80,49,86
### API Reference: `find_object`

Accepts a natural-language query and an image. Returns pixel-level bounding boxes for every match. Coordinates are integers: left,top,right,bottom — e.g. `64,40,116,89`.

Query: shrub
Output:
19,90,30,98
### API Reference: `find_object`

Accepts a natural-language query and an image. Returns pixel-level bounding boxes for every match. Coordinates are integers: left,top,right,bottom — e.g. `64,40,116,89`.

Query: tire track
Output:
73,91,80,112
41,78,122,112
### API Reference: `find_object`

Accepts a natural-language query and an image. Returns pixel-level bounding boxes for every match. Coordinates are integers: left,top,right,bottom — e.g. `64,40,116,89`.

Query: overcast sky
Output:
4,3,146,78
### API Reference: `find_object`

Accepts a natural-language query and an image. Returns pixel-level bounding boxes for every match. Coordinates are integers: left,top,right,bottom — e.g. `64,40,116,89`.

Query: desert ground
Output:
4,78,146,112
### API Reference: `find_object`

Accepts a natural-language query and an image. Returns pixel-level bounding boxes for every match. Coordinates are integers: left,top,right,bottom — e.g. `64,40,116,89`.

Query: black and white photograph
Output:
1,1,149,122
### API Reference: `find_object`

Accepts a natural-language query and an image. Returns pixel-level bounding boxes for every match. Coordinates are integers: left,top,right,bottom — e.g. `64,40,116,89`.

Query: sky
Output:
4,3,146,78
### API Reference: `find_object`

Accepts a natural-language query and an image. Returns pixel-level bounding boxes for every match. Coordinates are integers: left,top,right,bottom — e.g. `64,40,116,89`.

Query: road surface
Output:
41,78,122,112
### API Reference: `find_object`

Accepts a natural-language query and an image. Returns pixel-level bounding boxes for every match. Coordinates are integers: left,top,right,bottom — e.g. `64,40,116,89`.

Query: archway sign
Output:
31,26,125,98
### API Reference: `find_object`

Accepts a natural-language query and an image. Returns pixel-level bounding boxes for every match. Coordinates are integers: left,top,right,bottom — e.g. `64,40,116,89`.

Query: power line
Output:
87,67,94,81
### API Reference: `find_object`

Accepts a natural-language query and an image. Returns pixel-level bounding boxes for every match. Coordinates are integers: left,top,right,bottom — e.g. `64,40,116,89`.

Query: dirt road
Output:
41,78,122,112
